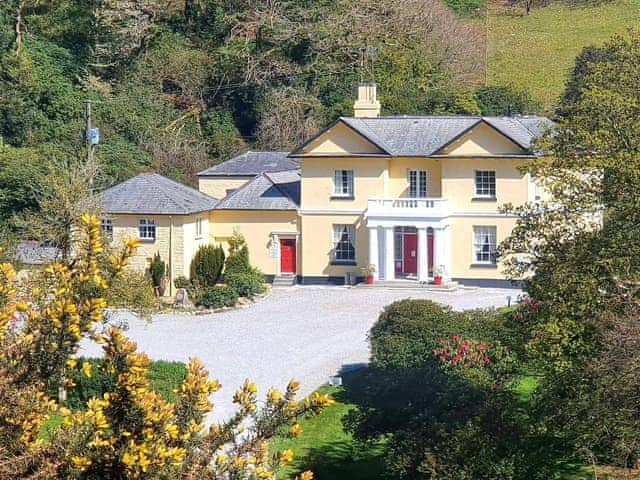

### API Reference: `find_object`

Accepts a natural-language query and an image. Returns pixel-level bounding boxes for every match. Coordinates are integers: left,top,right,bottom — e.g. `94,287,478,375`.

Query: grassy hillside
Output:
488,0,640,112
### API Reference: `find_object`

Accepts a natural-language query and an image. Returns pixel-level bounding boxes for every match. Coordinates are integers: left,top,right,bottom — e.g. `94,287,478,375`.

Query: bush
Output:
225,270,265,298
190,244,225,287
105,270,155,310
174,275,191,290
64,358,187,410
474,85,540,116
225,230,251,274
446,0,485,15
195,285,238,309
149,252,166,289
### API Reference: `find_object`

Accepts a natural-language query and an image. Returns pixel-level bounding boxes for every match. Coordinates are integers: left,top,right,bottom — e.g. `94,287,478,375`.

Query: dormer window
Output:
333,170,354,198
474,170,496,198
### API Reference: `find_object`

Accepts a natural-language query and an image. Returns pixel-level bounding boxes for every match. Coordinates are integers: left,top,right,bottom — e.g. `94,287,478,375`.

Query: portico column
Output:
368,227,380,281
433,227,451,280
442,226,452,280
384,227,395,280
417,227,429,282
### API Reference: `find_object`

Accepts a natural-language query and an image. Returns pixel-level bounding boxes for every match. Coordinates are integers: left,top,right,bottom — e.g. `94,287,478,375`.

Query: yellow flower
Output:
71,456,92,470
279,449,294,465
296,471,314,480
287,379,300,392
82,361,93,378
289,423,303,438
15,300,28,312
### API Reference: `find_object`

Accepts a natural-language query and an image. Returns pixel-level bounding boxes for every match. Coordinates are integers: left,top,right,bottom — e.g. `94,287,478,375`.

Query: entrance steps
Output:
358,280,460,291
272,274,297,287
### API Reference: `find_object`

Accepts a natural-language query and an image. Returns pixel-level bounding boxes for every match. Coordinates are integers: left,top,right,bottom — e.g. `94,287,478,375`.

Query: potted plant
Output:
361,264,376,284
433,266,445,286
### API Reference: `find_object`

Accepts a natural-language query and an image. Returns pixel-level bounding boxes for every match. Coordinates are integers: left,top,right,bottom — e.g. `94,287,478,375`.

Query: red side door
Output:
403,234,418,275
280,239,296,274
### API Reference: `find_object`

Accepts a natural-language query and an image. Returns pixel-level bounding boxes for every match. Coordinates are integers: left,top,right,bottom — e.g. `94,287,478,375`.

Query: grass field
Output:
488,0,640,112
273,384,388,480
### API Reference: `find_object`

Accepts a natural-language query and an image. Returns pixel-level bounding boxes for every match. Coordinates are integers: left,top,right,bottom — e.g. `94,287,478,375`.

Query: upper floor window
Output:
475,170,496,198
195,218,203,239
473,226,497,265
333,170,354,198
408,170,428,198
101,219,113,239
139,219,156,241
332,225,356,263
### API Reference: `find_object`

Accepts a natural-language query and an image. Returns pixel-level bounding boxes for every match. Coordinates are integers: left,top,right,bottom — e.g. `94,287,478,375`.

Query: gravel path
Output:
80,285,518,423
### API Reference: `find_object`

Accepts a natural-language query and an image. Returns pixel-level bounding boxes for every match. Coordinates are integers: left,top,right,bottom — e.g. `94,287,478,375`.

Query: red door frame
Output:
403,234,418,275
280,238,296,274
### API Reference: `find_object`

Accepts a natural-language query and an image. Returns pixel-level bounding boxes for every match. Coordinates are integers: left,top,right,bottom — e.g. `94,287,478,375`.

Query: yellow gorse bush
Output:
0,214,329,480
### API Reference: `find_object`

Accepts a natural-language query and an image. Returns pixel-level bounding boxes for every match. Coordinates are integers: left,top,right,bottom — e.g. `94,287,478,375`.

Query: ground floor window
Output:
473,226,497,264
139,219,156,241
195,218,203,239
332,225,356,263
101,218,113,239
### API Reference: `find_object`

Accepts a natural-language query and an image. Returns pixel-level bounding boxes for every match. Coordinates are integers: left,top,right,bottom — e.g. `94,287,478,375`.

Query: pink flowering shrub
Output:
511,299,543,323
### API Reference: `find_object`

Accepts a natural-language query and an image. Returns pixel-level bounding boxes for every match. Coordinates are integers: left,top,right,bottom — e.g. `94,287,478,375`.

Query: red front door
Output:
403,234,418,275
280,239,296,274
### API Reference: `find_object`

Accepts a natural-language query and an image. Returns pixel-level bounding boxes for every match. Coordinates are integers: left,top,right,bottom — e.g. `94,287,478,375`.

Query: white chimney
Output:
353,83,381,118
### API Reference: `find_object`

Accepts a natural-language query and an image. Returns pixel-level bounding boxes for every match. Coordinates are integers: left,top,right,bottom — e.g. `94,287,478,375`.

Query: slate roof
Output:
294,115,553,157
198,151,299,176
215,169,300,210
100,173,218,215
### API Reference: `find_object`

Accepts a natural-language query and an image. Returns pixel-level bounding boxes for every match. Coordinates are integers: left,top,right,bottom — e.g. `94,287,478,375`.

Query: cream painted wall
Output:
300,214,367,277
182,214,210,277
300,157,388,210
109,214,185,294
198,176,251,200
387,158,442,198
210,210,299,275
443,123,526,156
301,121,384,155
441,158,530,212
448,216,517,280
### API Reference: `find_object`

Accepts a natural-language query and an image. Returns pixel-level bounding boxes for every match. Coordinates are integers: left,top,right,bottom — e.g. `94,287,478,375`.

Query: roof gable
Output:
293,120,389,157
214,169,300,210
100,173,218,215
439,121,527,156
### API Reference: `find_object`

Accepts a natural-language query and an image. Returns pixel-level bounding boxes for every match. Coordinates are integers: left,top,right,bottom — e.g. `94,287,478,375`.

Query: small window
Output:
195,218,203,239
333,170,354,197
408,170,428,198
332,225,356,263
473,226,497,264
101,219,113,239
475,170,496,197
139,219,156,241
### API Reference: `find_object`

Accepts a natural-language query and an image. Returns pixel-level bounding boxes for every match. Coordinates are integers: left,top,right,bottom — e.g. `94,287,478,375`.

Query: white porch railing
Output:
366,197,450,217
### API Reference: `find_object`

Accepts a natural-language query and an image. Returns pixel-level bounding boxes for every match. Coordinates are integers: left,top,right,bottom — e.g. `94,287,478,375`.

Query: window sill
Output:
470,263,498,269
330,261,357,266
139,238,156,243
195,236,203,241
471,196,497,202
331,195,355,201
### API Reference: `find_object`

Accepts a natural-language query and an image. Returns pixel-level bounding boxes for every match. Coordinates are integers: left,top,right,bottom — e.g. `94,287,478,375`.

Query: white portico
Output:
366,198,452,282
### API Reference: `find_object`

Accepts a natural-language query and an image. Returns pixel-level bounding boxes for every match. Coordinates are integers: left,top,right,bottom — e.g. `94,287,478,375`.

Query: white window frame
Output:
472,226,497,265
195,218,203,240
333,170,354,198
332,224,356,263
408,170,428,198
101,218,113,239
474,170,496,198
139,219,156,241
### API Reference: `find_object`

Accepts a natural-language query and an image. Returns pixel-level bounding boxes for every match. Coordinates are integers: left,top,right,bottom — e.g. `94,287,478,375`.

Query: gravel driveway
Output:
80,285,518,423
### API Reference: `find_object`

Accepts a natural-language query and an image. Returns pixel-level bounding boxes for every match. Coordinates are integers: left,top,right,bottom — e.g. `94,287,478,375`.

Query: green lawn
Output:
273,384,388,480
488,0,640,111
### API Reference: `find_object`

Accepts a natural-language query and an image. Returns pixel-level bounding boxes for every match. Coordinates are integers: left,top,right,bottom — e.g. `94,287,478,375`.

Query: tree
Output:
190,243,225,287
0,214,331,479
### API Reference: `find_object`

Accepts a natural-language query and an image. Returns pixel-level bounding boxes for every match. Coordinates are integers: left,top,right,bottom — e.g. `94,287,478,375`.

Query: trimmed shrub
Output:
226,271,265,298
225,230,251,274
174,275,191,290
150,252,166,289
190,244,225,287
65,358,187,410
105,270,155,310
195,285,238,309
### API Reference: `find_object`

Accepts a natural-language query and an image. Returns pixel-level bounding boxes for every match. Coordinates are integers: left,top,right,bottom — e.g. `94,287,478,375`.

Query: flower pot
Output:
365,275,374,285
434,276,443,286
